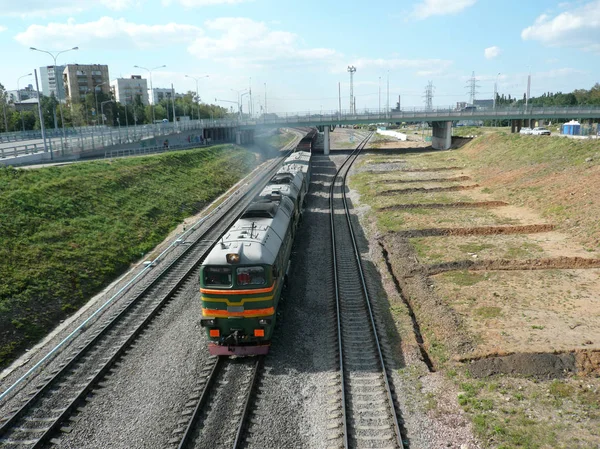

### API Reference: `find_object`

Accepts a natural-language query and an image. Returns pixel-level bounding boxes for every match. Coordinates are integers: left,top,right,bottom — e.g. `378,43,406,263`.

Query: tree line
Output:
0,83,230,133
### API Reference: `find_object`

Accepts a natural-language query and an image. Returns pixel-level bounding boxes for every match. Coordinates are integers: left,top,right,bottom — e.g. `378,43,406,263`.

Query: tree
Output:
0,83,9,132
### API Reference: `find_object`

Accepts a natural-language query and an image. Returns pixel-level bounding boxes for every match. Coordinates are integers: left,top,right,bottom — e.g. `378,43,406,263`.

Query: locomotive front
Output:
200,199,294,356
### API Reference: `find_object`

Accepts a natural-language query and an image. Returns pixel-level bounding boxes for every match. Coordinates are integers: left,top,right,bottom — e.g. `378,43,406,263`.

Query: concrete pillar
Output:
431,121,452,150
324,126,330,155
236,130,241,145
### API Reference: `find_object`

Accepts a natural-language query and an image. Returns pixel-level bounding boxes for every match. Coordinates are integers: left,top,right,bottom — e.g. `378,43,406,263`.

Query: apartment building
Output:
110,75,148,106
62,64,110,103
40,65,66,100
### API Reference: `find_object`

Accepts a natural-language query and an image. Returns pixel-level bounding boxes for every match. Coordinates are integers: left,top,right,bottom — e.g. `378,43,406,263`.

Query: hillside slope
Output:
0,145,257,368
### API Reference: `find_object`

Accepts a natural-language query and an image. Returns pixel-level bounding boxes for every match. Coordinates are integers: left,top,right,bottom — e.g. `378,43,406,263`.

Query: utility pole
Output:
34,69,50,158
386,70,389,118
466,71,480,105
424,81,434,111
338,82,341,120
264,82,267,114
378,76,381,115
526,70,531,108
347,66,356,114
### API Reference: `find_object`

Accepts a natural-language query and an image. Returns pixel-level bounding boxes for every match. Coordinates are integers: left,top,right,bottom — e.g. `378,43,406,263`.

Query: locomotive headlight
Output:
200,319,216,327
226,253,240,264
258,318,272,325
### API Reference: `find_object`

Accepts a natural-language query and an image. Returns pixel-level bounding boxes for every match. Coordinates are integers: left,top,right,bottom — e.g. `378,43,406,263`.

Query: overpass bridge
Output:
238,105,600,152
2,105,599,165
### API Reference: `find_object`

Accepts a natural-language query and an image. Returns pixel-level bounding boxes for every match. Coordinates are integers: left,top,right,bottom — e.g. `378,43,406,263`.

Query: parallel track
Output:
0,140,299,449
329,133,406,449
173,356,262,449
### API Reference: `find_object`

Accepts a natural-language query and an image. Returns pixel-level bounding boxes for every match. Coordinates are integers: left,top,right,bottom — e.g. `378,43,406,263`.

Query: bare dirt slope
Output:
349,134,600,448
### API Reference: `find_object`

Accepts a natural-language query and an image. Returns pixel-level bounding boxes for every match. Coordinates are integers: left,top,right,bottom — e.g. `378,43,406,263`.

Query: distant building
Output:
111,76,149,106
40,65,66,100
455,101,468,111
6,85,39,103
473,99,494,109
62,64,110,103
151,88,174,105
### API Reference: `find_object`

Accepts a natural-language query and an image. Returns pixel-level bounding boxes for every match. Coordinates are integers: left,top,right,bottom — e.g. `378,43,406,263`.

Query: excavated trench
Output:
393,224,554,238
381,185,480,195
373,176,472,184
378,242,435,372
426,257,600,275
364,166,463,174
460,350,600,378
378,201,509,211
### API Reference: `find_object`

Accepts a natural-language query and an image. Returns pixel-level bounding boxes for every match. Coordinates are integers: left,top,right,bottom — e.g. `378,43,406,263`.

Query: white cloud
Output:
412,0,477,19
187,18,337,69
0,0,139,16
484,46,501,59
15,17,203,49
0,26,7,32
521,0,600,52
162,0,250,5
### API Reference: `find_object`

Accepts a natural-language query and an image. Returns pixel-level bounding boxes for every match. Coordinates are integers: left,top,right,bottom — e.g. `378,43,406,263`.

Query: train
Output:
199,140,313,356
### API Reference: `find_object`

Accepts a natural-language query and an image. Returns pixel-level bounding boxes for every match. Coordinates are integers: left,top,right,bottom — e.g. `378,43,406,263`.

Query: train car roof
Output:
202,196,295,266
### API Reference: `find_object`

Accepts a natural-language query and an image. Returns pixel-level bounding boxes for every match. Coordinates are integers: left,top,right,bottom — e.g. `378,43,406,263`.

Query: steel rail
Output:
328,133,372,449
176,357,225,449
330,132,406,449
339,135,406,449
232,356,263,449
0,137,302,448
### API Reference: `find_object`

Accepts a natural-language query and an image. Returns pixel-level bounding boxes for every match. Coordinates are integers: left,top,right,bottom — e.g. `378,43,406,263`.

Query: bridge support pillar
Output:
324,126,330,155
236,130,241,145
511,119,522,133
431,121,452,150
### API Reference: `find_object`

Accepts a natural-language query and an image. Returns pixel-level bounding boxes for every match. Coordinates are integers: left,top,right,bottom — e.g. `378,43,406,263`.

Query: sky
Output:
0,0,599,113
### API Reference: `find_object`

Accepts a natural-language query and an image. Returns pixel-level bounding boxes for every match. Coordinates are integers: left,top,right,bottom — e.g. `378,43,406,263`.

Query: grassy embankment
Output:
0,145,257,369
350,132,600,448
255,130,296,150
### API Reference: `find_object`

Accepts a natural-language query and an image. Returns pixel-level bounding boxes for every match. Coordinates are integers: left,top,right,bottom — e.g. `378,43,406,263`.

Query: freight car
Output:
199,148,312,356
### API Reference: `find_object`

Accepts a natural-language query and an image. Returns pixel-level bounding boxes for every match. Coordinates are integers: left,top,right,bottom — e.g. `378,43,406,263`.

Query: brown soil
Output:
374,176,472,184
399,167,463,172
380,185,480,195
425,256,600,275
393,224,554,238
378,201,508,211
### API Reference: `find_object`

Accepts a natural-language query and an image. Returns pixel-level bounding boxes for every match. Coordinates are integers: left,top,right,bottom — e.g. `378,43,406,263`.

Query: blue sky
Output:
0,0,599,113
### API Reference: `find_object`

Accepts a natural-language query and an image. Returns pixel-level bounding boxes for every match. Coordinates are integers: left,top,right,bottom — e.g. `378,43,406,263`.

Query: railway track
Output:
329,133,407,449
0,140,300,449
172,356,262,449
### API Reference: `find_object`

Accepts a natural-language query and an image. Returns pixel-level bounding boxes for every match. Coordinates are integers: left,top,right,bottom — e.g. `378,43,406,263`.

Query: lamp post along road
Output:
185,74,209,120
134,64,166,123
30,46,78,155
17,73,32,132
94,81,108,127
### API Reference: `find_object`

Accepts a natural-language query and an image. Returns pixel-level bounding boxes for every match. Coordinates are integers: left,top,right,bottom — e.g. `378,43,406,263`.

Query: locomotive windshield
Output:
236,266,266,286
203,267,232,286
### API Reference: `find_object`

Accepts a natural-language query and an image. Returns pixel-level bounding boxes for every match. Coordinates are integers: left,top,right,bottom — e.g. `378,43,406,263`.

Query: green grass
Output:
256,131,295,149
474,306,502,319
458,243,496,253
0,145,257,368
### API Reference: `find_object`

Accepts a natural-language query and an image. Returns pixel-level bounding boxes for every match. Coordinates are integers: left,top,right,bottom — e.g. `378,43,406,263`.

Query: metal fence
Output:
0,119,234,160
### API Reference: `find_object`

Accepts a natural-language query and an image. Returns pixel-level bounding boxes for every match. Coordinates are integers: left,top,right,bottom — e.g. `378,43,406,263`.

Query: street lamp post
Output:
241,92,249,118
17,73,32,132
494,72,501,127
134,64,166,124
230,88,247,119
30,46,79,154
101,100,113,125
185,74,209,120
94,81,108,127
